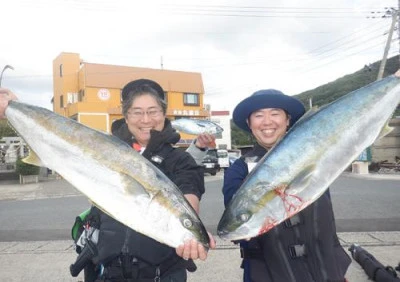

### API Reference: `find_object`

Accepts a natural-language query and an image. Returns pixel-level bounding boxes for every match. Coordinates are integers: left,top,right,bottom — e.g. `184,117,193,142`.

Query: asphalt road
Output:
0,172,399,242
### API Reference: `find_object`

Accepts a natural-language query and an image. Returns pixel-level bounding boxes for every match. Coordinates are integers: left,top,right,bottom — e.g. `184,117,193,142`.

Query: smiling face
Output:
125,94,165,146
247,108,290,149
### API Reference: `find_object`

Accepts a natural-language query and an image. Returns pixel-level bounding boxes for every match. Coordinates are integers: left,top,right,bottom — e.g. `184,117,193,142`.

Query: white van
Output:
217,149,229,169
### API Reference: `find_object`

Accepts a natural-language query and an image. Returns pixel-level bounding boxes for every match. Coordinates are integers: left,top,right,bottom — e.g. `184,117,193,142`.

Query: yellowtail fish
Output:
218,71,400,241
5,101,209,249
171,118,223,135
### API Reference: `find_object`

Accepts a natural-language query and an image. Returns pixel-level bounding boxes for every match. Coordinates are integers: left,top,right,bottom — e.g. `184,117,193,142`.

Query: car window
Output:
203,150,218,162
217,151,228,158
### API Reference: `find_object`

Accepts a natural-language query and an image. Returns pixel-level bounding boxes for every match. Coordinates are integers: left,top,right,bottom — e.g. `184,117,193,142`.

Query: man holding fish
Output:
220,89,351,282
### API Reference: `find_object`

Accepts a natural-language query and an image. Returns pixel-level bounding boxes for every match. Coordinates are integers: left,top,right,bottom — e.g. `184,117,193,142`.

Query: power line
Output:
10,1,386,18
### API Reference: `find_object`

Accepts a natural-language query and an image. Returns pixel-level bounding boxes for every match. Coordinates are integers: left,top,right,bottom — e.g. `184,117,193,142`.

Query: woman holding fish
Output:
90,79,218,282
0,80,216,282
221,89,351,282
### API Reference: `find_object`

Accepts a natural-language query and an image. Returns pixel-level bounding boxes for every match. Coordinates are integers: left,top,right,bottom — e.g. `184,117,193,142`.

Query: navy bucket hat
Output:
121,79,165,101
233,89,305,132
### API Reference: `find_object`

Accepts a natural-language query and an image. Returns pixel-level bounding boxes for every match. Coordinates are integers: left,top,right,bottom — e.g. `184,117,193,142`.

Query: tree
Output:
230,120,254,147
15,157,40,175
0,119,17,139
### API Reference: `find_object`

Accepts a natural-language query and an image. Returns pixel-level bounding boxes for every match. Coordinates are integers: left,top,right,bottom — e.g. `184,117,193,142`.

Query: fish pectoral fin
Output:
286,165,315,194
377,122,393,140
120,172,152,197
22,150,44,167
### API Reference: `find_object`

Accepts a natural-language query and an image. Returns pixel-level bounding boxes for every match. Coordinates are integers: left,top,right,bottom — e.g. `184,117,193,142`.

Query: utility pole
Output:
0,65,14,87
377,8,398,80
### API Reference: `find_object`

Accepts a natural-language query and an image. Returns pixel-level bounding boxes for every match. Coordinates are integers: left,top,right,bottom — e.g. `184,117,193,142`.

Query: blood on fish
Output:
274,185,305,216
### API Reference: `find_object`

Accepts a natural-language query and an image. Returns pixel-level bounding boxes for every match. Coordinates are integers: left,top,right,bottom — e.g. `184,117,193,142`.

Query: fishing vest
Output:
240,145,351,282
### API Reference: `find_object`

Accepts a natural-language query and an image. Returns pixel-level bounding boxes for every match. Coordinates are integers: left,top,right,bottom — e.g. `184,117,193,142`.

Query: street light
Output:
0,65,14,87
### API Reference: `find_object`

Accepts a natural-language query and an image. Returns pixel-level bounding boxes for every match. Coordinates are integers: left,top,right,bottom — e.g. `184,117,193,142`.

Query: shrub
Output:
15,157,40,175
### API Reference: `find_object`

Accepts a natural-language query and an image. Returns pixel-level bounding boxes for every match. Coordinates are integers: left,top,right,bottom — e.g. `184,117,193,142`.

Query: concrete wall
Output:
371,118,400,162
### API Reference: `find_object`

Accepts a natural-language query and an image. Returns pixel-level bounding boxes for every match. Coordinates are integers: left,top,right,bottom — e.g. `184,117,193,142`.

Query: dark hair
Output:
122,85,167,117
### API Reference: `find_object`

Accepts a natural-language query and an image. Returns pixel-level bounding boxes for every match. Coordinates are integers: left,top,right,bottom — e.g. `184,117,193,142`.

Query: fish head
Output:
217,177,290,241
177,212,210,249
217,200,281,241
217,205,255,241
211,122,224,135
199,120,224,135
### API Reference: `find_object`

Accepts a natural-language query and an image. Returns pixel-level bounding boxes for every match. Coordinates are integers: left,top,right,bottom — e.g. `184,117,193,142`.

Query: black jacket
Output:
111,118,205,198
91,118,204,267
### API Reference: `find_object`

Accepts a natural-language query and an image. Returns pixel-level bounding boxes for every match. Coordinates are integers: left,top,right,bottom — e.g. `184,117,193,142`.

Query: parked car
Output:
202,149,220,175
217,149,229,169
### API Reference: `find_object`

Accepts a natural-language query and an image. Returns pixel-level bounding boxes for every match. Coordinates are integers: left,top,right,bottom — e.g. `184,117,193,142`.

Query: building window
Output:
183,93,199,106
60,95,64,108
164,91,168,104
78,89,85,102
59,64,63,77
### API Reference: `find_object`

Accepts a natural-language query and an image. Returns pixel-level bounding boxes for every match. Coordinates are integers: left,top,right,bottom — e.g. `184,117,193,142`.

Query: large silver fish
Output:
5,101,209,249
171,118,223,135
217,71,400,241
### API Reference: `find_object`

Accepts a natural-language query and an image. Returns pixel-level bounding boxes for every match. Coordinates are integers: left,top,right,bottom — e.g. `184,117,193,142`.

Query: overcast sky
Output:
1,0,398,113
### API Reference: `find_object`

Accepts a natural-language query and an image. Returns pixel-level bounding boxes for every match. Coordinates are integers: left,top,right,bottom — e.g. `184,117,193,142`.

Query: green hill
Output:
294,55,400,112
231,55,400,146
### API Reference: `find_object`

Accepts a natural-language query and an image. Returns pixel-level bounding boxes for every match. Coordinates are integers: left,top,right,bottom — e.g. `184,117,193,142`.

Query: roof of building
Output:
83,63,205,94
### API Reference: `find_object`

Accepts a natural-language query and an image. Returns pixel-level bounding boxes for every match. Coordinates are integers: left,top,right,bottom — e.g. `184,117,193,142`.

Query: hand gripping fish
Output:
5,101,210,249
218,70,400,241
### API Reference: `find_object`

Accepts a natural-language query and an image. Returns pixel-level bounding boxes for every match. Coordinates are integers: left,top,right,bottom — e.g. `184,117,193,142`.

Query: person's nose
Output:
261,114,273,125
141,112,151,122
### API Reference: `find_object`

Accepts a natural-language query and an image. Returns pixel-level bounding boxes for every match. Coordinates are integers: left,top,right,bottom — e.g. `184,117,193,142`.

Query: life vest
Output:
239,145,351,282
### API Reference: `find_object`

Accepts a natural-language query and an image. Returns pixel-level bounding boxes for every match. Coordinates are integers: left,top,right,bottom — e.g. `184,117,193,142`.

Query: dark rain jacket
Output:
223,143,351,282
90,118,204,273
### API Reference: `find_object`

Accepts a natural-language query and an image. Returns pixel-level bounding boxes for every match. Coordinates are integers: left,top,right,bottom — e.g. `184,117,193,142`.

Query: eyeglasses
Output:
127,109,163,120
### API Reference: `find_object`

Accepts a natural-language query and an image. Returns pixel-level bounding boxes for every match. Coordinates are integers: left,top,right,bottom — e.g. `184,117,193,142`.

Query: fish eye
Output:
183,218,193,228
237,212,250,223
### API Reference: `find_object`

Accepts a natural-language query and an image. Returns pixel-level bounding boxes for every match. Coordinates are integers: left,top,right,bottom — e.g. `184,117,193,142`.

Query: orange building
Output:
52,52,210,145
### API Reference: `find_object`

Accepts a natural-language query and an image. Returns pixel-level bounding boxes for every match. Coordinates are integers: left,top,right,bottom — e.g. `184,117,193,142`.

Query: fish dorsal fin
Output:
296,106,319,123
377,122,393,140
285,164,315,194
22,150,44,167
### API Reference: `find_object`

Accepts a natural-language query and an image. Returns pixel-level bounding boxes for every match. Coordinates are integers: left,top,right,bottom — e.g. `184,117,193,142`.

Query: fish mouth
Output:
217,229,229,239
183,217,210,249
194,230,210,250
217,228,250,241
